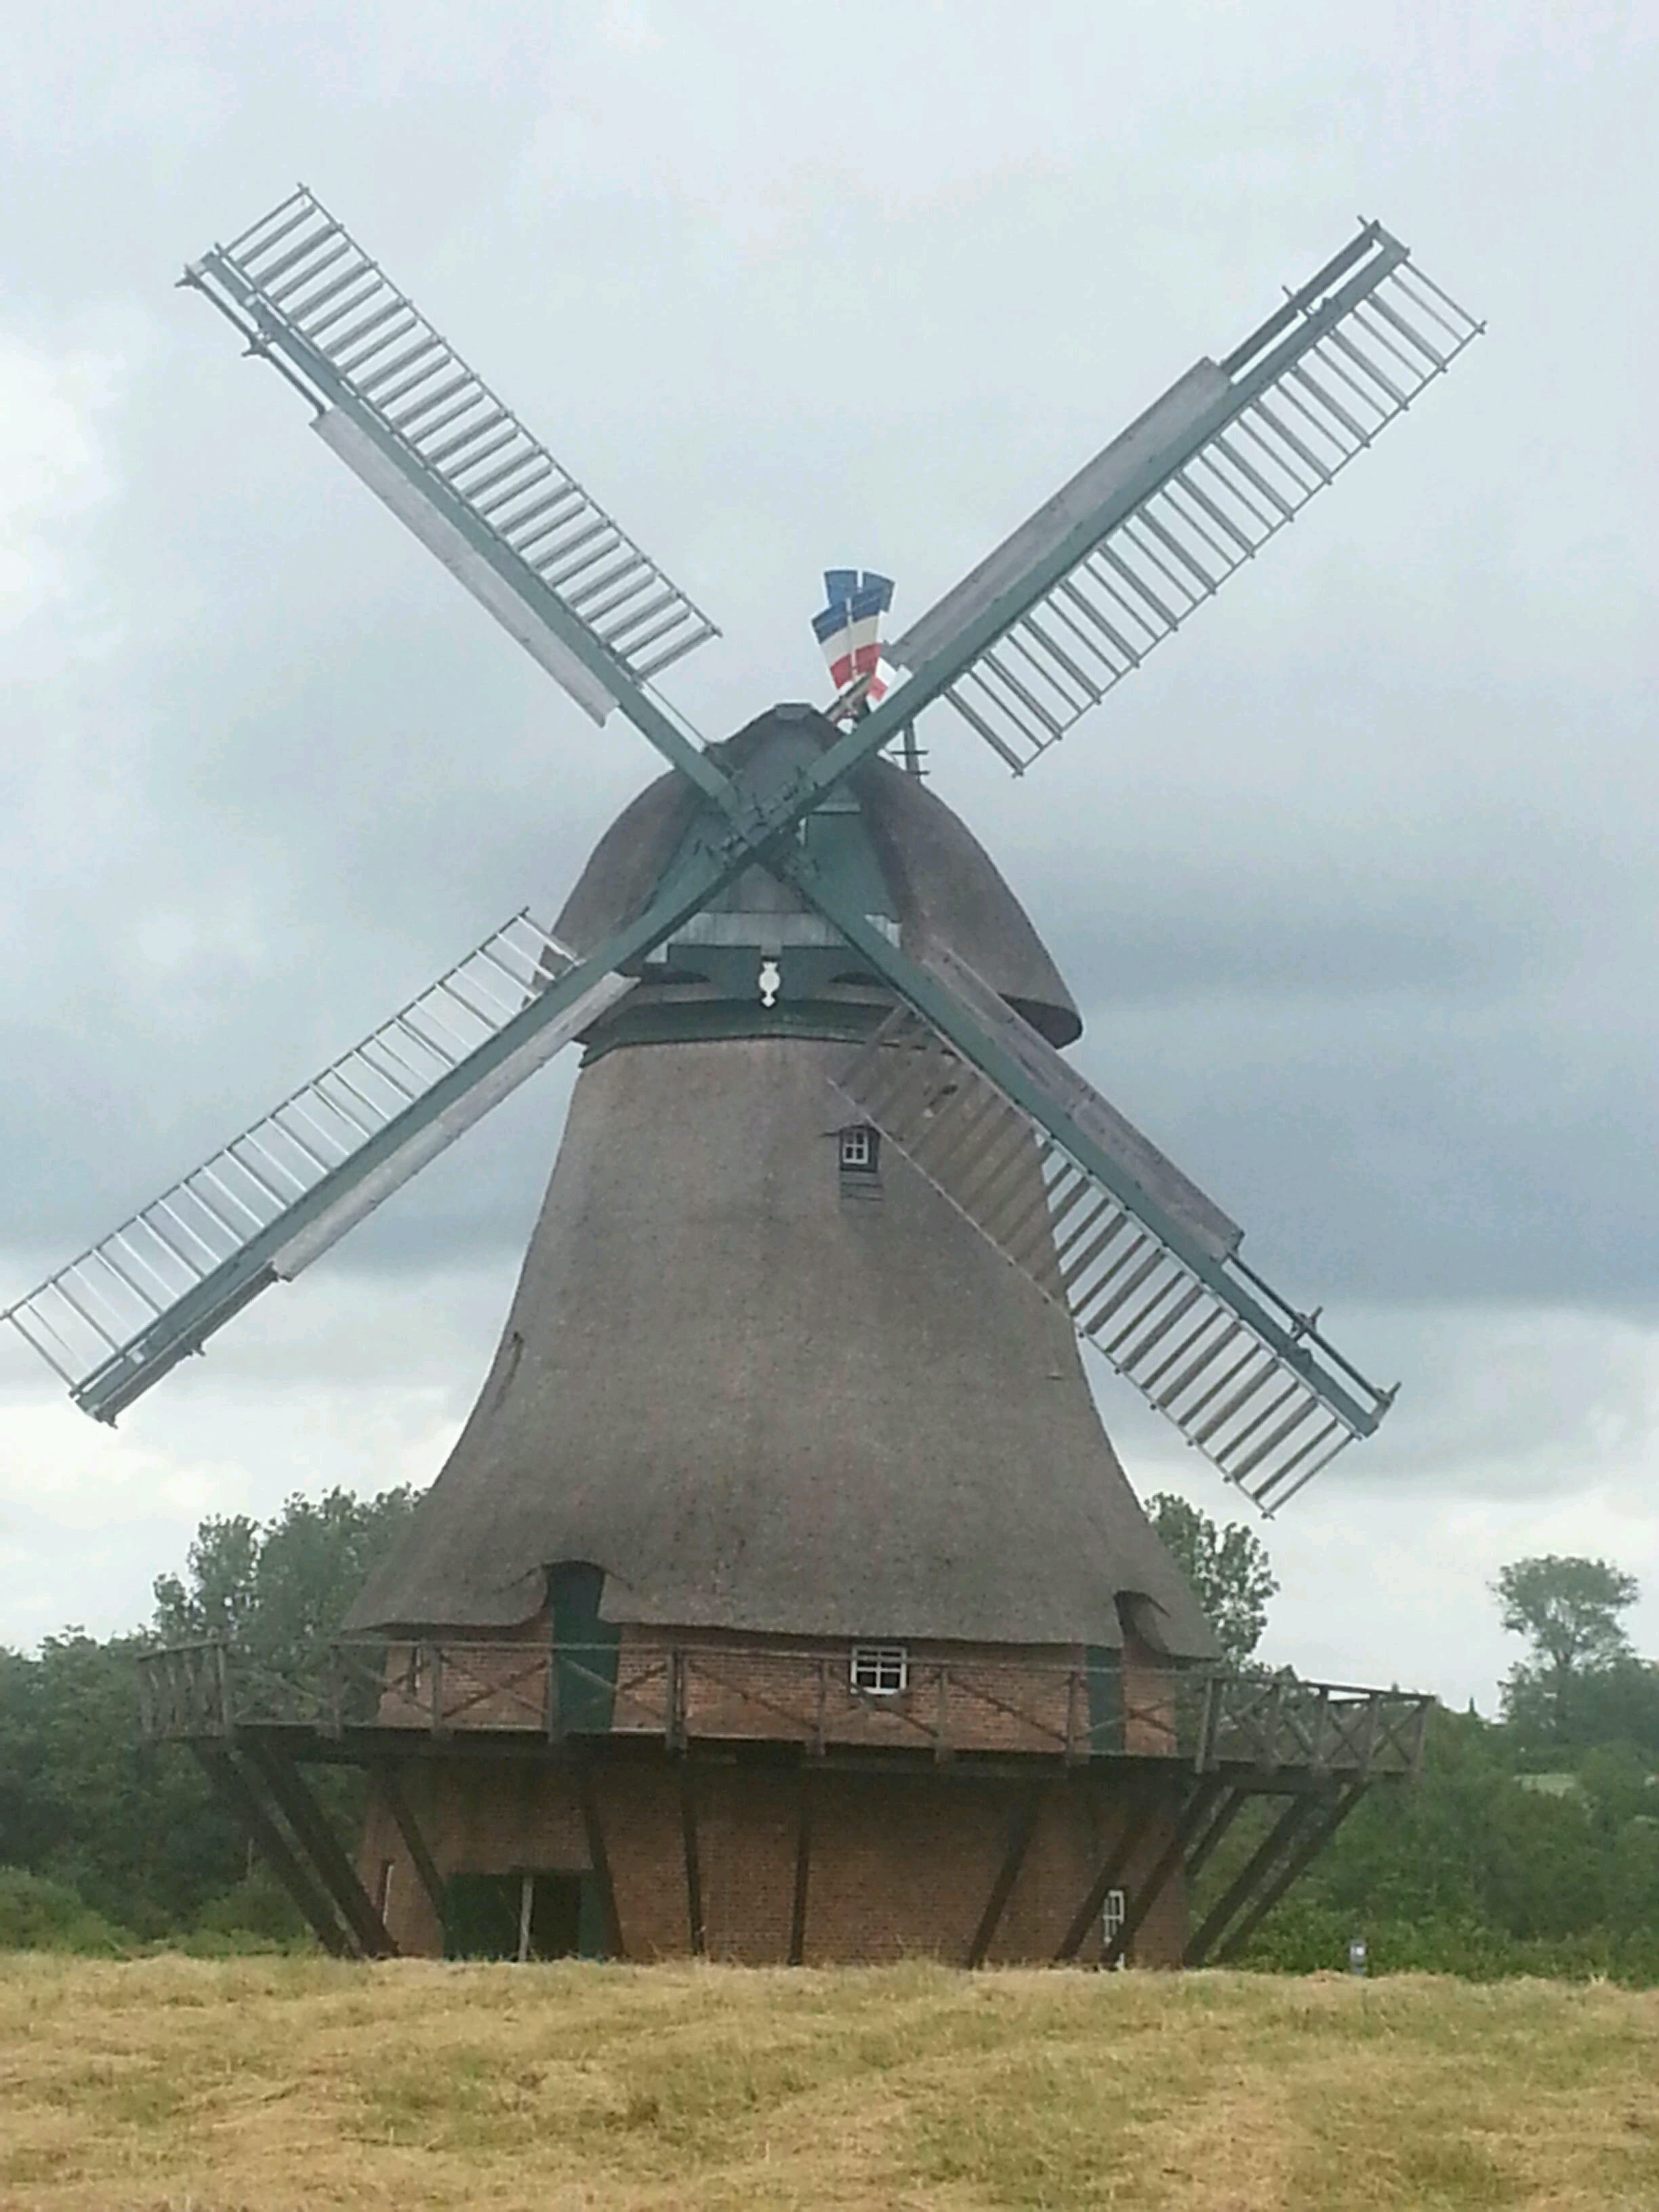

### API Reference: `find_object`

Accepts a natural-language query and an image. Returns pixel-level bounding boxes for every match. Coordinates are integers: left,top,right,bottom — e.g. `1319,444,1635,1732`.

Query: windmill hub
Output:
24,190,1479,1965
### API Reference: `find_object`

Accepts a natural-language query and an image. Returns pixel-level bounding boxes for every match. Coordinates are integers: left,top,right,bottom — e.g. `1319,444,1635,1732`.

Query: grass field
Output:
2,1956,1657,2211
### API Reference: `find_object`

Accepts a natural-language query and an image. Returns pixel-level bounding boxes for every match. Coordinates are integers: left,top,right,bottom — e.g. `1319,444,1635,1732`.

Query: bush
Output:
0,1867,134,1954
1234,1896,1659,1986
192,1866,308,1944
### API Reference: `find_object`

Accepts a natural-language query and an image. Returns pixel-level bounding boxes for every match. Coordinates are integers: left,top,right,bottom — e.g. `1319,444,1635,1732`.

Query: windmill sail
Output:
2,917,633,1423
184,187,719,722
885,222,1481,771
831,946,1391,1510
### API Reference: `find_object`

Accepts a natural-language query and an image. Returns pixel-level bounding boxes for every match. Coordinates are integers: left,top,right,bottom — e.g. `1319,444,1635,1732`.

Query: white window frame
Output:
1103,1886,1127,1967
839,1124,878,1172
850,1642,909,1696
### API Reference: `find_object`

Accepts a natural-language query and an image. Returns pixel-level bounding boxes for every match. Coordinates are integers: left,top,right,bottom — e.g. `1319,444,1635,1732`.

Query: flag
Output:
812,569,895,701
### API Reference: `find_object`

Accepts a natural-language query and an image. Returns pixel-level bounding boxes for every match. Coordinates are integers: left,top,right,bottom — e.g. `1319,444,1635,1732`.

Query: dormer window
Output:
839,1125,879,1174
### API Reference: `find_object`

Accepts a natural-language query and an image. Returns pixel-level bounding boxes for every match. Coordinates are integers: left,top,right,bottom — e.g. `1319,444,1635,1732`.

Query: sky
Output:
1,0,1656,1711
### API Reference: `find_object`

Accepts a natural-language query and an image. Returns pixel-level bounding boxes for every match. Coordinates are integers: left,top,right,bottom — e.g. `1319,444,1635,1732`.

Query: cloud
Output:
0,337,122,623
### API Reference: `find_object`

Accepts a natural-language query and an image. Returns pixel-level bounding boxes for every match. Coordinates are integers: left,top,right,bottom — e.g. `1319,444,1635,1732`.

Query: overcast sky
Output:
2,1,1656,1710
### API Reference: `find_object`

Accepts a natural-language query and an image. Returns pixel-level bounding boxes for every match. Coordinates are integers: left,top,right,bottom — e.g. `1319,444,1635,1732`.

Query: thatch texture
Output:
348,713,1214,1658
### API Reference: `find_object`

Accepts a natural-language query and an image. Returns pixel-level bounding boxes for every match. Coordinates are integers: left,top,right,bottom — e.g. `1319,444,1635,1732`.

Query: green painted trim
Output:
1084,1648,1119,1755
549,1565,619,1736
581,996,888,1062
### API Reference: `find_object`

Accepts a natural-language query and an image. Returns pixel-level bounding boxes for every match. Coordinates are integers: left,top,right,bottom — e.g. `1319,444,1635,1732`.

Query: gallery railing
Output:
136,1637,1432,1780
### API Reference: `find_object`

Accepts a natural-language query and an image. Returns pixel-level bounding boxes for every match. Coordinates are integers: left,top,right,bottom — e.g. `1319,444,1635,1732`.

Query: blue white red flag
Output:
812,569,895,703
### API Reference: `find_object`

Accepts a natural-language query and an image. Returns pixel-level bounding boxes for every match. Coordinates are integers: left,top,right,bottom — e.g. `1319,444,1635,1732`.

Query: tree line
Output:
1147,1496,1659,1980
1,1486,1656,1973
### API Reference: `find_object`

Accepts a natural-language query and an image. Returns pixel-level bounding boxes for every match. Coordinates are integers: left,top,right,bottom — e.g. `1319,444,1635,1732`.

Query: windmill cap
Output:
554,705,1083,1047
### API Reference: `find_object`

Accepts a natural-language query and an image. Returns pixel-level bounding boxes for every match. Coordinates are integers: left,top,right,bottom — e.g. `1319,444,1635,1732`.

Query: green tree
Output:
0,1631,239,1935
152,1484,420,1681
1494,1555,1640,1744
1147,1492,1278,1666
0,1482,423,1942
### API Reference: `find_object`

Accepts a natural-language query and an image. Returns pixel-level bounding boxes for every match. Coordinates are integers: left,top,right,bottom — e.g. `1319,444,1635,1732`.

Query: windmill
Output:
18,192,1477,1965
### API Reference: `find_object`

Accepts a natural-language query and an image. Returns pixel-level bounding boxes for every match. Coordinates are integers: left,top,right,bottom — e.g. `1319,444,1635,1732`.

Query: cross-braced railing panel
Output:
2,914,630,1421
136,1639,1432,1783
833,989,1392,1509
188,187,718,694
889,224,1481,771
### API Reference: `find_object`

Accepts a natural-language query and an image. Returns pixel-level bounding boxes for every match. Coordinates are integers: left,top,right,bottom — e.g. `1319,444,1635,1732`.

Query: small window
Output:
850,1643,908,1696
839,1124,879,1174
1103,1886,1127,1967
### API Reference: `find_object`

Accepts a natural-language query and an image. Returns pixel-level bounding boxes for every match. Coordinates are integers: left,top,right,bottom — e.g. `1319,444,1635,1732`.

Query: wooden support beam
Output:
575,1755,623,1959
1054,1784,1160,1963
241,1738,397,1957
680,1761,705,1957
1184,1790,1321,1967
371,1760,446,1926
787,1771,813,1966
194,1743,354,1959
1215,1782,1368,1963
1100,1777,1223,1969
1184,1782,1248,1883
966,1788,1041,1967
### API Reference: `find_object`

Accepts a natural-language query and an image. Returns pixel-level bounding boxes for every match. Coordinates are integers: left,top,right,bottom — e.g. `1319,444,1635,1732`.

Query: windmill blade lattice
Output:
2,918,632,1423
886,223,1482,772
830,947,1391,1511
184,186,720,720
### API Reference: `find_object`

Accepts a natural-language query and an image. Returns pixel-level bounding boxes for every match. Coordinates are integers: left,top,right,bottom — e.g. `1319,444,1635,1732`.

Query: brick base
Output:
360,1753,1187,1967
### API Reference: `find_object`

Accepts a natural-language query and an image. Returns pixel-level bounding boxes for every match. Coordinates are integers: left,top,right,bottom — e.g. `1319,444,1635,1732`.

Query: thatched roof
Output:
346,711,1216,1659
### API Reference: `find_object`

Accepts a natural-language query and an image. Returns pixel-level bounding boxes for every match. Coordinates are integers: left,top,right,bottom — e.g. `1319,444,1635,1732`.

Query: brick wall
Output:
364,1621,1191,1764
359,1749,1188,1969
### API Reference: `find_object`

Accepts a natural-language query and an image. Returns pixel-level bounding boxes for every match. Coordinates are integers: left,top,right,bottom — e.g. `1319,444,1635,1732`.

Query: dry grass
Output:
2,1955,1658,2211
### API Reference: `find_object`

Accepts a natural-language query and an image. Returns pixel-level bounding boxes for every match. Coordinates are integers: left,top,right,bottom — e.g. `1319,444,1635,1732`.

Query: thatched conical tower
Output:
350,708,1218,1965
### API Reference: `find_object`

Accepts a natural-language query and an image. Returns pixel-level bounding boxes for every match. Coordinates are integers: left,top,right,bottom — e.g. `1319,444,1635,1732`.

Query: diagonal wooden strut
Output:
1184,1790,1325,1967
788,1771,814,1966
575,1753,623,1959
966,1788,1042,1967
371,1759,446,1927
680,1761,705,1957
1054,1783,1163,1963
1101,1776,1226,1969
1214,1781,1369,1964
241,1738,397,1957
1183,1782,1248,1883
193,1743,355,1958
